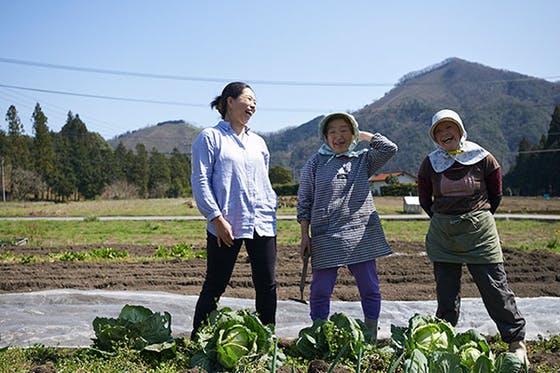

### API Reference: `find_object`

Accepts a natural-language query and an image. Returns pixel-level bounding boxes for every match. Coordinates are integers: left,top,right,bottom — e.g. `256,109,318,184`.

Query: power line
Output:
1,56,559,87
0,83,206,107
0,83,325,113
0,57,393,87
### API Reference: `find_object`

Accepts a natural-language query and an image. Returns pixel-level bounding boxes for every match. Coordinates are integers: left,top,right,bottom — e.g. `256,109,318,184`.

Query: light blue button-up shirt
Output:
191,121,278,239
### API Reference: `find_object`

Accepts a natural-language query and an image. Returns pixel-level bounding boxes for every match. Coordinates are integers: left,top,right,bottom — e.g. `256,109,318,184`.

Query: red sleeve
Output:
417,158,434,217
486,167,502,198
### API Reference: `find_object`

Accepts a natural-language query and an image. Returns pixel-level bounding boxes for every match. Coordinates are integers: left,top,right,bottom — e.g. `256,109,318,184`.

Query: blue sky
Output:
1,0,559,140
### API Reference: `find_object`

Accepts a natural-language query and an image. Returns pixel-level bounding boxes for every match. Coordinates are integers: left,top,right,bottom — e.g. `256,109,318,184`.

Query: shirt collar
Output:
218,120,251,135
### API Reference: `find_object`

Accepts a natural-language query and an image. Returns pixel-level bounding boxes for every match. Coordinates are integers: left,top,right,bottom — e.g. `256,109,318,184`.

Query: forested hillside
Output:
2,57,559,200
110,58,559,178
263,58,560,177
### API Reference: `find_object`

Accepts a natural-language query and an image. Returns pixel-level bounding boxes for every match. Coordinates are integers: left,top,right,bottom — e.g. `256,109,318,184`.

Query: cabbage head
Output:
190,307,283,371
406,314,455,355
454,329,493,368
216,324,258,369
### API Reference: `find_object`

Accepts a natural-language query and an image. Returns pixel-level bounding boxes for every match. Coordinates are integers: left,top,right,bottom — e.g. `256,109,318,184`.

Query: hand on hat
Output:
359,131,374,142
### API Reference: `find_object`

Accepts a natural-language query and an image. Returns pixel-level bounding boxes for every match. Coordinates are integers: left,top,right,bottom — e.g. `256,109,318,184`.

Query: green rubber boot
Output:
364,318,378,345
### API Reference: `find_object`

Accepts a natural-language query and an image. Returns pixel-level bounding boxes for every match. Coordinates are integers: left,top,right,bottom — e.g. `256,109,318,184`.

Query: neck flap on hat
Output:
428,110,489,172
318,141,368,163
428,141,489,173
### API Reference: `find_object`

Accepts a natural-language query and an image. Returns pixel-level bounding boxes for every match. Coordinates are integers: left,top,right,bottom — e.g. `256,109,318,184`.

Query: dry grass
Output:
0,196,558,217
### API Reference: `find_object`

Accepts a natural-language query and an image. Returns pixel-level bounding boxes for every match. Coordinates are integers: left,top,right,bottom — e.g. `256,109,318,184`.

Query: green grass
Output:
1,219,558,254
0,344,193,373
1,335,559,373
0,220,209,247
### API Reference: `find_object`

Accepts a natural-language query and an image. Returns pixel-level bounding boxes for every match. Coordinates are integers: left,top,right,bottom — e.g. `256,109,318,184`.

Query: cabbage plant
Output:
190,307,284,371
293,312,374,362
92,304,176,354
388,313,522,373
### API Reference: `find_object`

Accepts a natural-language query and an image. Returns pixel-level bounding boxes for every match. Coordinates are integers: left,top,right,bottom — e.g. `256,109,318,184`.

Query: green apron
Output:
426,209,503,264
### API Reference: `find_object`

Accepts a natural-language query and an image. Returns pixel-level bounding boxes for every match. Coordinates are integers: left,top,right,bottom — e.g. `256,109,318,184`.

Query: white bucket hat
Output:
429,109,465,143
318,112,359,143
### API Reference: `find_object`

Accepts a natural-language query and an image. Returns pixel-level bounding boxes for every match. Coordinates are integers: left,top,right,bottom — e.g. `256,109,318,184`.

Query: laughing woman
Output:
297,112,397,343
417,109,529,367
190,82,278,338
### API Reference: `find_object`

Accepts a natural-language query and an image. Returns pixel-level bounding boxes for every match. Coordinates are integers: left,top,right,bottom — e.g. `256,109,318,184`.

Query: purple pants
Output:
309,260,381,320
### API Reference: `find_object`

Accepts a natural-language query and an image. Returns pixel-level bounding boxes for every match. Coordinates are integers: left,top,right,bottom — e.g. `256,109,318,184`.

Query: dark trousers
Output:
433,262,526,343
192,231,277,337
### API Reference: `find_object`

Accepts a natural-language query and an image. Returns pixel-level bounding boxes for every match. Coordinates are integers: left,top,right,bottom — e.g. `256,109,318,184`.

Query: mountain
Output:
108,120,201,154
109,58,560,177
264,58,560,177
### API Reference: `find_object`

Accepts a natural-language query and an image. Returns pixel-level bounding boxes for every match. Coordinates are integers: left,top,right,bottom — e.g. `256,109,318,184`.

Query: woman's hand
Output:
300,236,312,259
358,130,374,142
212,215,234,247
299,219,312,259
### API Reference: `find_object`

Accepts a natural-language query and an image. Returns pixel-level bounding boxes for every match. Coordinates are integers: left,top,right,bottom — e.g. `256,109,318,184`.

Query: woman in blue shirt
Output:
190,82,278,338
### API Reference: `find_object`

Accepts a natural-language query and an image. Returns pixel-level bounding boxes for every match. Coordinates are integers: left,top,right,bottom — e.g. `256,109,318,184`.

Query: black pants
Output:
433,262,526,343
192,231,277,337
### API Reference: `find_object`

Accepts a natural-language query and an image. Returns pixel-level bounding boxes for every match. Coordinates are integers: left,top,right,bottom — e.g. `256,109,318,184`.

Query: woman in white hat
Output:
297,112,397,343
417,109,529,366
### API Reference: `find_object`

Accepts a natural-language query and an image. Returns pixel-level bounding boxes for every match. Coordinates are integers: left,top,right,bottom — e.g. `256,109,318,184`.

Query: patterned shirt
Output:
191,121,278,239
297,134,397,270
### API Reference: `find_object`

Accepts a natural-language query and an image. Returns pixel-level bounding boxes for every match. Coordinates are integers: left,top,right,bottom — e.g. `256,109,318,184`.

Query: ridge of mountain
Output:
108,57,560,176
108,120,201,154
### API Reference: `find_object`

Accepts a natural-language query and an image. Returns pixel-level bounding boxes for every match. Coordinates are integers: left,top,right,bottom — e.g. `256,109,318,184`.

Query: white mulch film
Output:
1,289,559,347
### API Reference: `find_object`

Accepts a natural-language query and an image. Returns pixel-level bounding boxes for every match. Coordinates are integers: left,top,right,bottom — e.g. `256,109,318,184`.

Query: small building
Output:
368,171,417,196
403,196,422,214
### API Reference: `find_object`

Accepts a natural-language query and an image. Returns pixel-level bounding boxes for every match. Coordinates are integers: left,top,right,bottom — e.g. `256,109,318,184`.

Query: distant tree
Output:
543,105,560,195
6,105,24,136
505,105,560,196
168,148,190,197
269,165,292,184
148,147,171,198
31,103,56,196
505,138,534,195
4,105,32,171
113,142,129,181
100,180,140,200
51,131,76,200
56,112,109,199
130,143,149,197
10,168,47,200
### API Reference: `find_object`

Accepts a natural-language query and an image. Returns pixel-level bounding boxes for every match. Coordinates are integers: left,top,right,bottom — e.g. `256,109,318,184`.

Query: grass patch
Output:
1,219,558,254
496,220,560,252
1,334,559,372
0,243,206,264
2,196,559,217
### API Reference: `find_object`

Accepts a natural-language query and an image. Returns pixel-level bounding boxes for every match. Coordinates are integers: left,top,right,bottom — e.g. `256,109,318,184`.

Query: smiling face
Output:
433,120,462,151
326,118,354,153
225,87,256,128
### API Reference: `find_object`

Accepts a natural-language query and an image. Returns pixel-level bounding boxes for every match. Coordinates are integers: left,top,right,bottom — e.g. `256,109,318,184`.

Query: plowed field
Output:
2,241,559,301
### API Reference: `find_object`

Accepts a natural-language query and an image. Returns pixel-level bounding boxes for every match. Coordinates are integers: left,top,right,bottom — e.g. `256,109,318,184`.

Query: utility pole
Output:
1,157,5,202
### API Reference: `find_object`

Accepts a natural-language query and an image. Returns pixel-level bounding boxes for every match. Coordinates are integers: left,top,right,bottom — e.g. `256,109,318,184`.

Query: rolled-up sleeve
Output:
191,131,221,221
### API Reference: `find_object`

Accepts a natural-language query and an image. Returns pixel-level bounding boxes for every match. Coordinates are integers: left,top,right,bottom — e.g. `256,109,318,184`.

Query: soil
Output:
2,241,560,372
1,240,560,302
